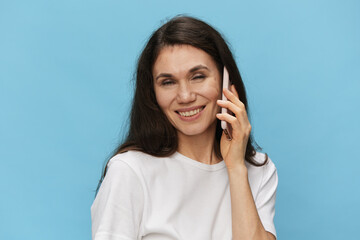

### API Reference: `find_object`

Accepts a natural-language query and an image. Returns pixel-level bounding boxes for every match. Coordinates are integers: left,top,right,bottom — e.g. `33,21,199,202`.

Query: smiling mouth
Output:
176,106,205,117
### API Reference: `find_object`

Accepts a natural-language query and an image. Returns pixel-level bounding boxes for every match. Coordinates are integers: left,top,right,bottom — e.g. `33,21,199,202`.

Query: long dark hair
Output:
96,15,267,194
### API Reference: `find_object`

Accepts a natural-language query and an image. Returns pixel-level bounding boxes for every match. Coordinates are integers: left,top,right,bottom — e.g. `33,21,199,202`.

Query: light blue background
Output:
1,0,359,239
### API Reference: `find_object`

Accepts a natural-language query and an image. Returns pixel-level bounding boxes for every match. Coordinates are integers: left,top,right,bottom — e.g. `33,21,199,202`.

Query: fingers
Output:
217,99,250,131
216,111,251,140
230,84,239,98
217,85,252,138
216,112,240,131
217,99,246,119
217,87,249,123
223,86,243,109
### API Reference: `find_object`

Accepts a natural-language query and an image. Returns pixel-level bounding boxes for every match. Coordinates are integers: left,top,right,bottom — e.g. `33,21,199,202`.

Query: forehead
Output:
152,45,217,76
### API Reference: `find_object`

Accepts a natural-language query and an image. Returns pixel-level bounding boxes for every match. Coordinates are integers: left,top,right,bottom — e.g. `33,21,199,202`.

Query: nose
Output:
176,82,196,103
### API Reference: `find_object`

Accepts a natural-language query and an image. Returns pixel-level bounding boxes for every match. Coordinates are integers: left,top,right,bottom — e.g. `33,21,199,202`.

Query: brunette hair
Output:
96,15,267,193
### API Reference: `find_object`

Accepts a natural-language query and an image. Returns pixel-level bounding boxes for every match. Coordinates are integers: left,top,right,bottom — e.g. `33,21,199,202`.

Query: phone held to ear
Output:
221,66,233,140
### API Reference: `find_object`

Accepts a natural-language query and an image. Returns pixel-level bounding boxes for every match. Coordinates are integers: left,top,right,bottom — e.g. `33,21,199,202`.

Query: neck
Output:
177,122,221,165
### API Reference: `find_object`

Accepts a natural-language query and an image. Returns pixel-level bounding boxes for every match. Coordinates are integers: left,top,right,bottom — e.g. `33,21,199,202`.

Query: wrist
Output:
227,163,248,176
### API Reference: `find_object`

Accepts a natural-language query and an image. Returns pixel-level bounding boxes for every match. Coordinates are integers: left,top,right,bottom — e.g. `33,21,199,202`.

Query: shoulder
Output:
246,152,278,196
102,151,148,183
246,152,277,175
94,152,147,209
107,150,166,178
108,150,153,167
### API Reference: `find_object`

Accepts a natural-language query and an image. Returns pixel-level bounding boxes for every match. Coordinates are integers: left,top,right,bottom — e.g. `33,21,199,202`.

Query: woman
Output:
91,15,278,240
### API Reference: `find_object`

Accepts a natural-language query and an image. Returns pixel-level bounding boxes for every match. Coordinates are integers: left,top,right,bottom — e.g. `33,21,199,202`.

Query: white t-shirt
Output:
91,150,278,240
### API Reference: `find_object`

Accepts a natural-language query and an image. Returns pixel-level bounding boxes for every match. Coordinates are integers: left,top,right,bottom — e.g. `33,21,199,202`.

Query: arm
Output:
228,165,275,240
217,86,277,240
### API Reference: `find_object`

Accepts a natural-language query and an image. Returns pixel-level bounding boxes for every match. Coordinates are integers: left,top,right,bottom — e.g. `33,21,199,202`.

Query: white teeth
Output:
178,108,202,117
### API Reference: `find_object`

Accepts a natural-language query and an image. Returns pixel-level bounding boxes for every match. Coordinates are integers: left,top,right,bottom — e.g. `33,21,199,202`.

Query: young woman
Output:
91,16,278,240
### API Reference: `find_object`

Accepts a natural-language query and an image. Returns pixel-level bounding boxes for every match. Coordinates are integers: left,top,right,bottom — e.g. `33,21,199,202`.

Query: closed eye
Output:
192,75,205,80
161,79,176,86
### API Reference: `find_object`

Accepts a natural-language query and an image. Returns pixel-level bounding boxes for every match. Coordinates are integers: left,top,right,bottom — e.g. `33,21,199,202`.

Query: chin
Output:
179,129,205,136
176,122,215,137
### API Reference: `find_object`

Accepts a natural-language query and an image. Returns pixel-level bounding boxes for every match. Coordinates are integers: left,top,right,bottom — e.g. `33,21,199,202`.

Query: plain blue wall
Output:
1,0,359,239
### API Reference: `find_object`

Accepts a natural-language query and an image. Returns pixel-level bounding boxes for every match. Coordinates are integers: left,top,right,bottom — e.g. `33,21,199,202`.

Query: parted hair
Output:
96,15,267,194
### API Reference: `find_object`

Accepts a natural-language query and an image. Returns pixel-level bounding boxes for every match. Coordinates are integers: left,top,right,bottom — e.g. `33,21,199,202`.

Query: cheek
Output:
198,83,220,102
155,88,173,111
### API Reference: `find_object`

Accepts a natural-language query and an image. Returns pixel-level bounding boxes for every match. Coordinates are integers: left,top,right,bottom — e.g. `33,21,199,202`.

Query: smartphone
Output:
221,66,232,140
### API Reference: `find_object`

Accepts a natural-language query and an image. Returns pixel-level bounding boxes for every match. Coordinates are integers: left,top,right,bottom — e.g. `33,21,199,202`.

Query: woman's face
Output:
153,44,221,137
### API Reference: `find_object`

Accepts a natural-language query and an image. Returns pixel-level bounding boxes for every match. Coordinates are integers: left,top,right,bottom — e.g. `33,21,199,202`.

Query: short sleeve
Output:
255,158,278,239
91,159,144,240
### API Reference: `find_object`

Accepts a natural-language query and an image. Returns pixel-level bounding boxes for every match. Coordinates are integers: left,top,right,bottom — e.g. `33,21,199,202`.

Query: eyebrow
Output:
155,65,209,81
